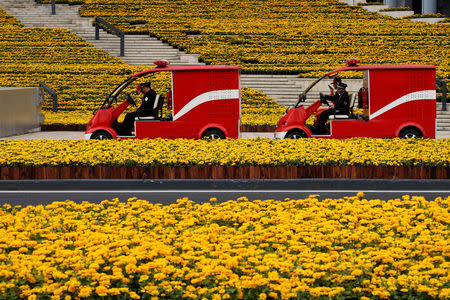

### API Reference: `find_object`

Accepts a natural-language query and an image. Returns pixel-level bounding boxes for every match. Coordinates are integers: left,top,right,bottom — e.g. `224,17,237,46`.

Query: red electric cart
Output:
275,60,437,139
85,61,241,140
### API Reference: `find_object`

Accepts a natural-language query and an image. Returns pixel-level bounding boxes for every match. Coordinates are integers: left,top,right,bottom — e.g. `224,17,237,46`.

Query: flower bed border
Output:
41,124,276,132
41,124,86,131
1,165,448,179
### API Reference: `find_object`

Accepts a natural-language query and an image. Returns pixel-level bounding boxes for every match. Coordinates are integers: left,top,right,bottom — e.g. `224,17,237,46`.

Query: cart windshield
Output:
101,77,138,108
295,74,330,107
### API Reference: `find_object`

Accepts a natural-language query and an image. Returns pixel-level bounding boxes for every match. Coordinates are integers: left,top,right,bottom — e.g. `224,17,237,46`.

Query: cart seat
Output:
135,94,160,120
136,116,157,120
329,93,355,120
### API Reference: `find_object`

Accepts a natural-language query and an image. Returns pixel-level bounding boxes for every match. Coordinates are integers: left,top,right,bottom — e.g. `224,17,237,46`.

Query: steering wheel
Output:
320,93,330,106
126,93,136,106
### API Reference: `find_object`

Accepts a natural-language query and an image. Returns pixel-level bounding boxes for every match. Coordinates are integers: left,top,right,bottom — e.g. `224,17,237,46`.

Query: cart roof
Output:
133,65,241,77
326,64,436,76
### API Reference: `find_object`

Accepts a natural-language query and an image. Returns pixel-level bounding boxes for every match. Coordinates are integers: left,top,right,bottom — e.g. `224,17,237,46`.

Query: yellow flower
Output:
0,194,447,299
78,287,92,298
95,286,108,297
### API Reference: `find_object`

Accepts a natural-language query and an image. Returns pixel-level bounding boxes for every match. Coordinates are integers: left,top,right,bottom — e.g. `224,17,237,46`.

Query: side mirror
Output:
298,93,306,102
285,106,291,114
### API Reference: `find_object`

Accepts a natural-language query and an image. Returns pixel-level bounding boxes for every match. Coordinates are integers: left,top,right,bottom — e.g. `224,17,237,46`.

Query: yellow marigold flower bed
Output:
1,195,449,299
0,138,448,167
44,0,450,79
0,9,284,126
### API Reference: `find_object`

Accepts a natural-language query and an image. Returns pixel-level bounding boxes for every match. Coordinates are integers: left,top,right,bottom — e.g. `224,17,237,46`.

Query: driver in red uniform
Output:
119,82,157,136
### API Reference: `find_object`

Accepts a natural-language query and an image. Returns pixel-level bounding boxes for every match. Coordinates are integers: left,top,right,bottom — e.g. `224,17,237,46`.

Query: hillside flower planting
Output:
43,0,450,79
0,8,140,112
0,195,448,299
0,138,449,167
0,8,285,126
1,2,448,126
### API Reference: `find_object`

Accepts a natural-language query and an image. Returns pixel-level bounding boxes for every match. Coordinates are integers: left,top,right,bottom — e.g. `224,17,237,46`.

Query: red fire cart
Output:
275,60,437,139
85,61,241,140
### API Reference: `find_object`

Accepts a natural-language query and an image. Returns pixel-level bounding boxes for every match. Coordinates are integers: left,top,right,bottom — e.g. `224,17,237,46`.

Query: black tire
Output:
285,129,307,139
91,130,113,140
202,128,225,139
399,128,422,139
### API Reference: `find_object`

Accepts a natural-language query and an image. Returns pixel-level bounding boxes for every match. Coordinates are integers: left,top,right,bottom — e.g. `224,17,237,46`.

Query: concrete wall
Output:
0,87,44,137
388,0,445,15
422,0,437,14
398,0,413,8
384,0,397,8
437,0,450,16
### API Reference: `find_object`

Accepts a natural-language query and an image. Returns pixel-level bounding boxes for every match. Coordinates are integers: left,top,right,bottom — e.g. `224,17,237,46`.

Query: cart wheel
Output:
285,129,307,139
91,130,113,140
399,128,422,139
202,128,225,139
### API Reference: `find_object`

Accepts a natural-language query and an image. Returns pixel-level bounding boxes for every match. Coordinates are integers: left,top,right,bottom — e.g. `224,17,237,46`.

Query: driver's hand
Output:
126,93,136,106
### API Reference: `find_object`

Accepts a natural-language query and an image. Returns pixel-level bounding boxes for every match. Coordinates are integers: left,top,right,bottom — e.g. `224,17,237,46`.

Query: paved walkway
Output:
0,131,275,140
1,130,448,140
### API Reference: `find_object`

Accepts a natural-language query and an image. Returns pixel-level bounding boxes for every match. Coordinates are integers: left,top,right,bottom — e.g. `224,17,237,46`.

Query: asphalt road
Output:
1,179,449,206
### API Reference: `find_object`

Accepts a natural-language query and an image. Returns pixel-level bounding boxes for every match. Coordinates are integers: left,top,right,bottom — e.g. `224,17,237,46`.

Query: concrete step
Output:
380,10,415,18
8,9,80,13
120,56,184,60
339,0,366,4
360,5,389,12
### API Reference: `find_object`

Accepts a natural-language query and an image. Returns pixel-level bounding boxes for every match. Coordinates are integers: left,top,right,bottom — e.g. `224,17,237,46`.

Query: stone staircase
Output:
437,104,450,132
0,0,202,66
1,0,449,136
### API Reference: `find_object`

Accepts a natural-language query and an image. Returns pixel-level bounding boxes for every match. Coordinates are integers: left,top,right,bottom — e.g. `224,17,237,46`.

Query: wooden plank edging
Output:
0,166,448,179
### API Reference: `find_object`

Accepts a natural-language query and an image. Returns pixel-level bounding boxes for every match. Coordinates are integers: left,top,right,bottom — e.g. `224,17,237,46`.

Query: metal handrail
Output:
35,0,56,15
94,17,125,56
39,83,58,112
436,79,447,111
